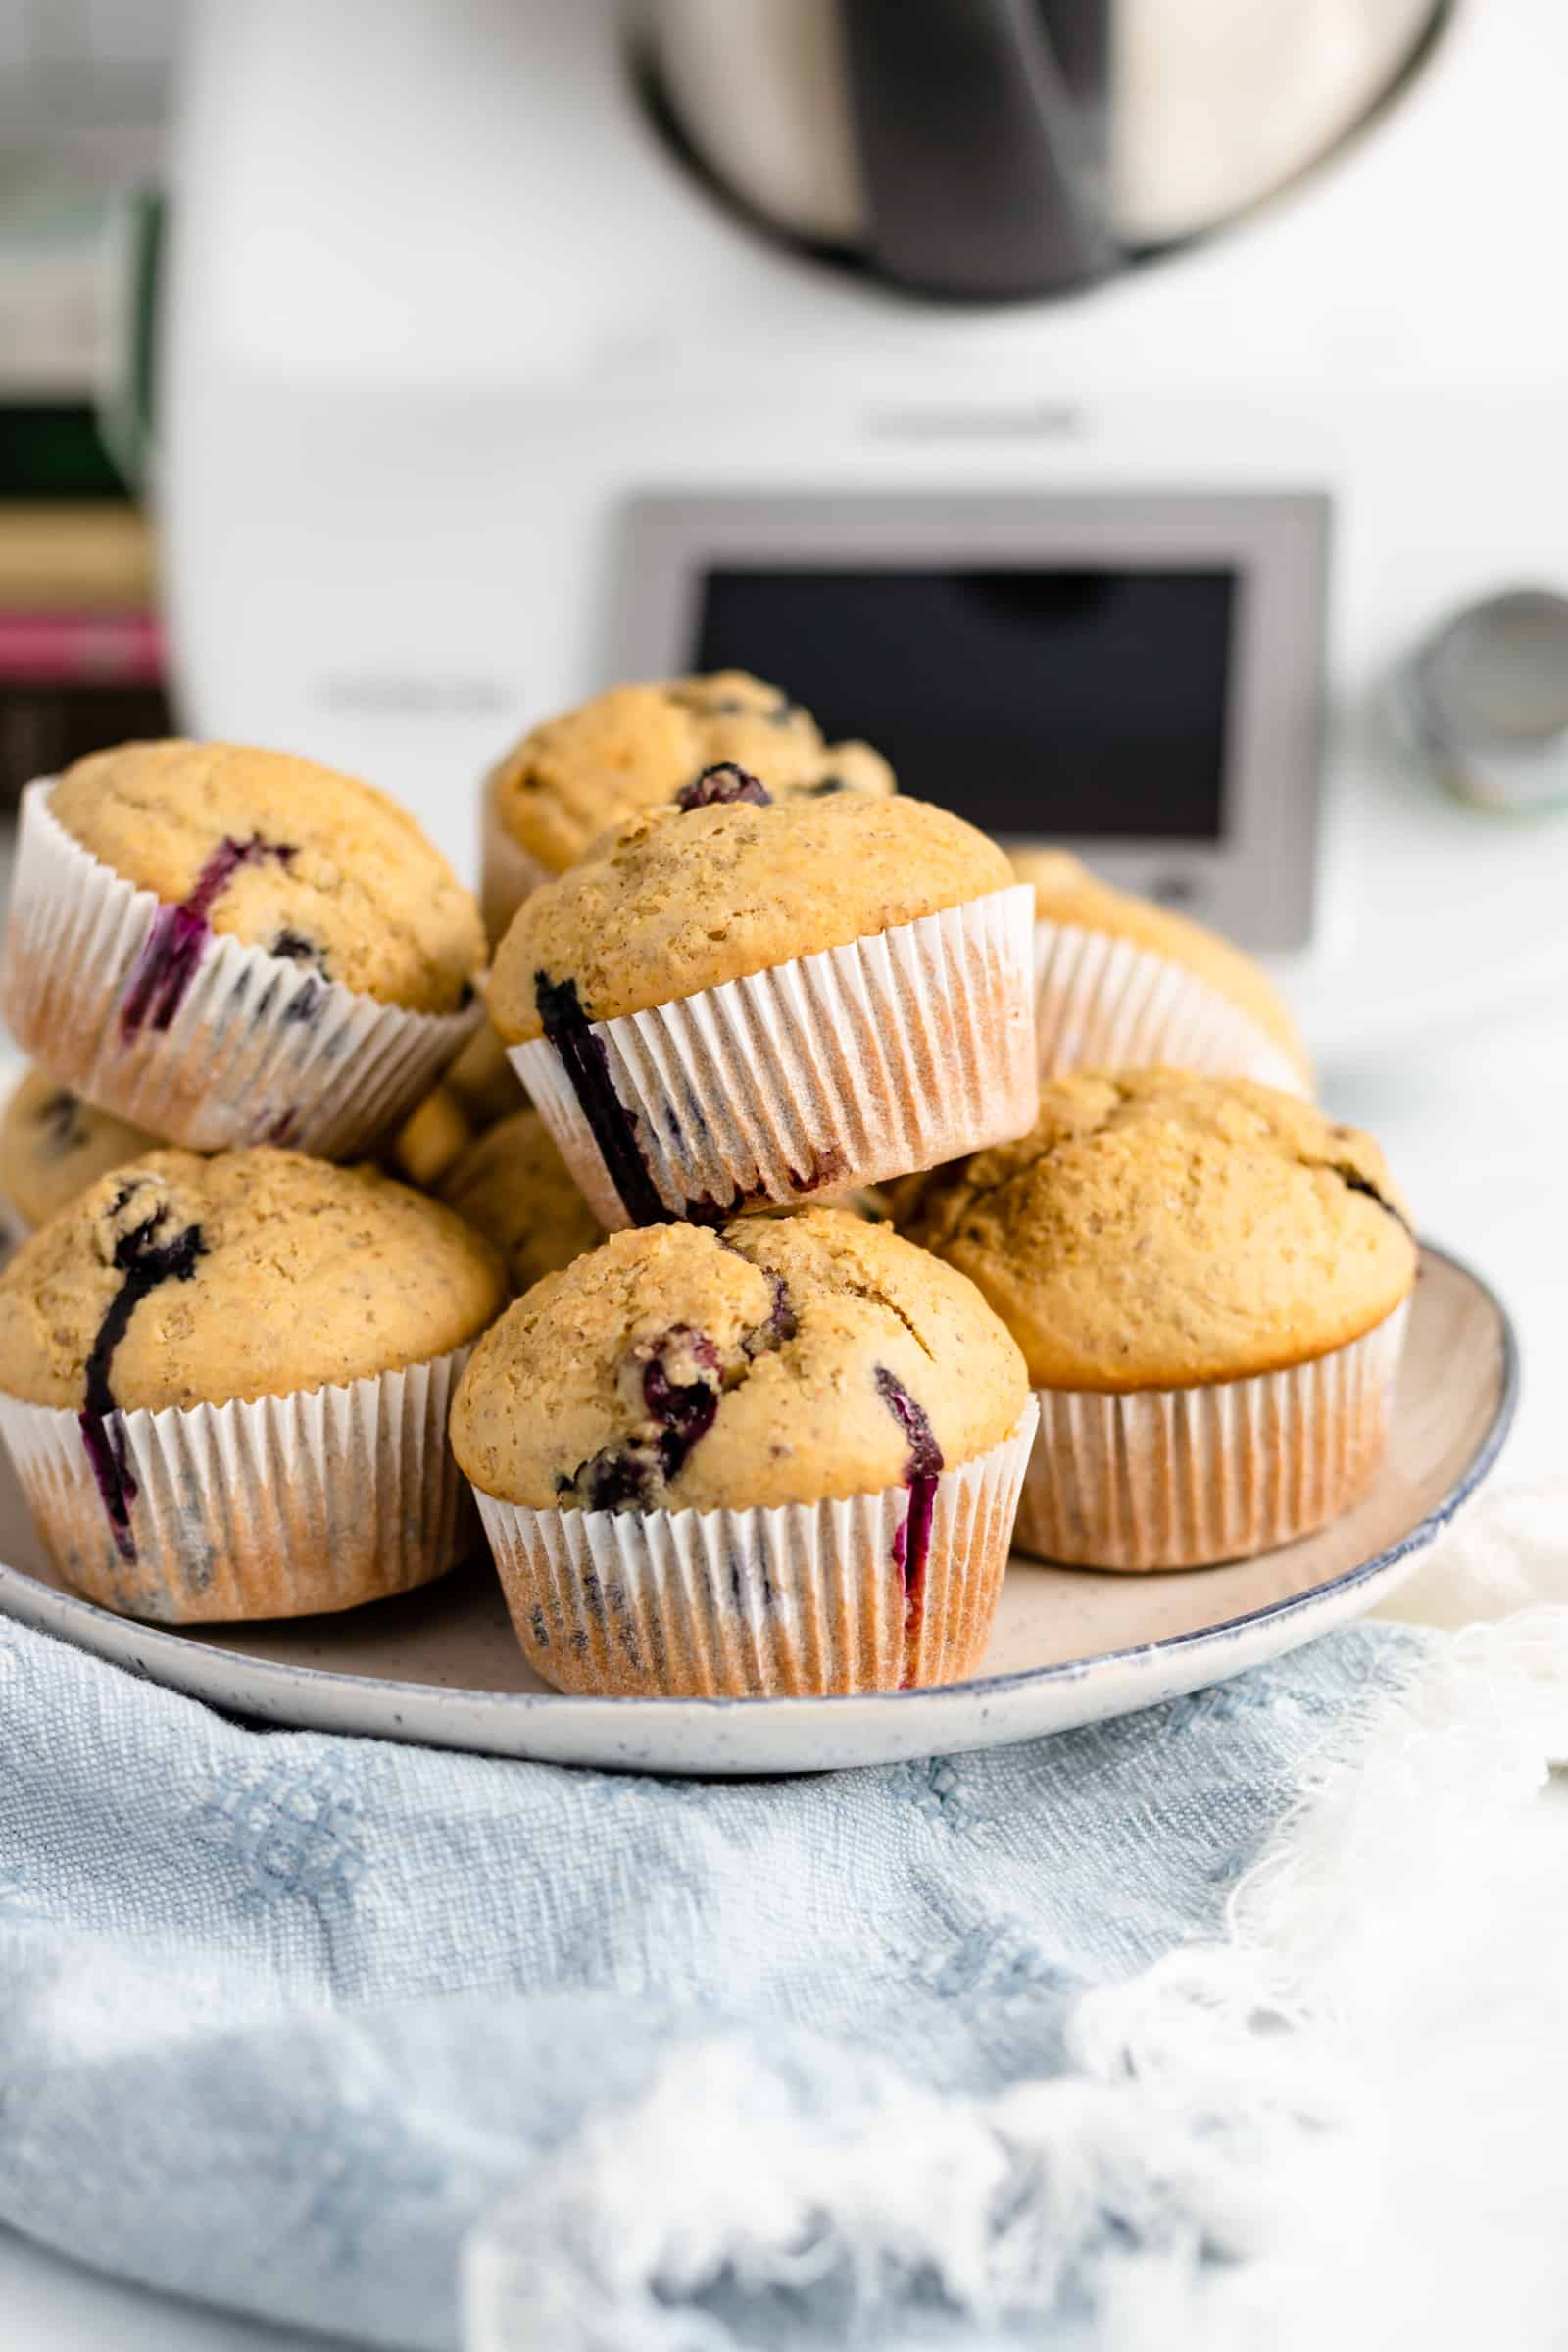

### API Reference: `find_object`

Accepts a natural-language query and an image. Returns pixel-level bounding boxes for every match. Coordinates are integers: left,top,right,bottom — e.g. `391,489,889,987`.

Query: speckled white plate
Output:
0,1246,1515,1776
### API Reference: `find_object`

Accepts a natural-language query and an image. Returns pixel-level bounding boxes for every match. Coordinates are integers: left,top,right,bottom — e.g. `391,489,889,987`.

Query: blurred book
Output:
0,483,170,804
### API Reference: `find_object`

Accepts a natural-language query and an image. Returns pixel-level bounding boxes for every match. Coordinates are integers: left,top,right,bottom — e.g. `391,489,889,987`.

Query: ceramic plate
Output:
0,1245,1515,1775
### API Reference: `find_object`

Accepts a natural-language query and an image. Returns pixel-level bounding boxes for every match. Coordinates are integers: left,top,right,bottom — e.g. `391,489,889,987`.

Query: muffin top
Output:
50,740,485,1014
450,1207,1028,1512
491,791,1014,1040
488,671,895,875
900,1069,1415,1391
0,1147,506,1413
0,1067,157,1231
1011,848,1309,1080
440,1109,604,1297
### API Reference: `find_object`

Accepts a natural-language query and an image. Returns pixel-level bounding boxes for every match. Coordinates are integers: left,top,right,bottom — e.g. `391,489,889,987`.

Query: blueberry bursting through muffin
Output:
120,834,307,1035
78,1178,207,1559
556,1280,944,1682
675,762,772,812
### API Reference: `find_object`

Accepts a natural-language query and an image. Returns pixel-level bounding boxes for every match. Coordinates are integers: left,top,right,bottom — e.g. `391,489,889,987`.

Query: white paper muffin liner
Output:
472,1403,1038,1697
480,779,557,947
1033,919,1310,1096
512,884,1038,1228
1014,1302,1410,1571
0,1344,476,1623
1,781,482,1156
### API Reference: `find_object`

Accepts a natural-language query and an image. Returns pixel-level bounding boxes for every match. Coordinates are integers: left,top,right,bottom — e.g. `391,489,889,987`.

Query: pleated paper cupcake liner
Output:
1033,919,1311,1097
0,781,482,1157
0,1344,476,1623
512,884,1038,1229
472,1403,1039,1697
1013,1303,1410,1571
480,782,557,948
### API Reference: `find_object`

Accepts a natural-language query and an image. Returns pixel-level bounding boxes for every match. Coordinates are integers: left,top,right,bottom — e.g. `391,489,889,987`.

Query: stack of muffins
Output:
0,672,1417,1700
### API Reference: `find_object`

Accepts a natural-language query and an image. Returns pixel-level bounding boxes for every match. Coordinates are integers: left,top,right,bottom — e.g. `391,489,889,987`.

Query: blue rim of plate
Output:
0,1240,1518,1718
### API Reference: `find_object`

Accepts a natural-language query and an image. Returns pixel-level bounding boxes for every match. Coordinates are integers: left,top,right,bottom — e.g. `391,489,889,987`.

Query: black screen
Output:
692,567,1234,839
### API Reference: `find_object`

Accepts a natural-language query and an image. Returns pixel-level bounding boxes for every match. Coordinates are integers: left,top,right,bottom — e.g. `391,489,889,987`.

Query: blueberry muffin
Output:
902,1069,1416,1568
481,671,895,939
439,1108,604,1294
490,787,1036,1227
3,741,486,1157
450,1208,1036,1696
1011,849,1311,1094
443,1016,526,1128
385,1020,526,1192
0,1147,506,1620
385,1079,477,1192
0,1065,158,1232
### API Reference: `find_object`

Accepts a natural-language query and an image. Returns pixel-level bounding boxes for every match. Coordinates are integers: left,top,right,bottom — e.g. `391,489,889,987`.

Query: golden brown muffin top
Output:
900,1069,1415,1392
440,1109,604,1297
0,1066,158,1231
450,1207,1027,1512
0,1147,506,1412
50,740,485,1014
490,792,1014,1041
488,671,895,875
1010,848,1310,1080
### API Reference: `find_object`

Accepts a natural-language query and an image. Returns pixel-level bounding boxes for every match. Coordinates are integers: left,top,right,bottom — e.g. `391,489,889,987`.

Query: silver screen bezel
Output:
606,489,1330,951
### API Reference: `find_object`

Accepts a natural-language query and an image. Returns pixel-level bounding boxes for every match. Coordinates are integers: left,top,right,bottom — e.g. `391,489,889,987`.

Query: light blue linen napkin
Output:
0,1613,1421,2350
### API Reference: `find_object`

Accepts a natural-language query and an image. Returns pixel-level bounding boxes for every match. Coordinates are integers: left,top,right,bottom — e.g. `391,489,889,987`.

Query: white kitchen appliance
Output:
159,0,1568,1052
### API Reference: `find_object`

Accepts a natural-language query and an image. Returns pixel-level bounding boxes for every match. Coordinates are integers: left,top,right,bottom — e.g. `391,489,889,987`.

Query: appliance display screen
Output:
692,567,1235,839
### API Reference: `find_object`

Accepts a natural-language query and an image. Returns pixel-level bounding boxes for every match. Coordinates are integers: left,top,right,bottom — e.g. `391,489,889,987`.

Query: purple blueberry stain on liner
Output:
121,835,297,1037
676,763,772,812
78,1186,207,1560
534,971,667,1228
873,1365,945,1682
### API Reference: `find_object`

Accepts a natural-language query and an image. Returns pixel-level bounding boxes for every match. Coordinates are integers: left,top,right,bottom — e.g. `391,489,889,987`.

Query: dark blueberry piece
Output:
270,927,320,965
122,834,298,1036
534,971,666,1227
1332,1163,1412,1234
715,1238,798,1360
573,1440,665,1513
78,1202,208,1557
676,763,772,812
640,1324,721,1450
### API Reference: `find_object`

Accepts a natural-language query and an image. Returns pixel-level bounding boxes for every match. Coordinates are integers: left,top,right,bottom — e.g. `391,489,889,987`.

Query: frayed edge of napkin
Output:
463,1508,1568,2352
